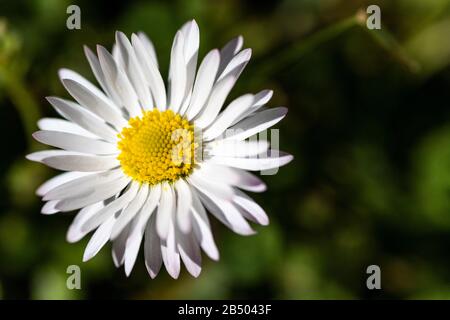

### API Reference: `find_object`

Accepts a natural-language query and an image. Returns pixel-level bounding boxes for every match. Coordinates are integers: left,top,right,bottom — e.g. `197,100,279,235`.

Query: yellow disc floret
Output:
117,109,196,185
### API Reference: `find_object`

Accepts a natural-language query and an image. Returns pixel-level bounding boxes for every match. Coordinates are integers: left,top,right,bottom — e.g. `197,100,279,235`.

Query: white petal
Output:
181,20,199,72
190,170,255,235
196,49,252,129
179,86,193,116
156,183,174,240
144,214,162,278
58,68,108,105
177,227,201,277
115,32,153,110
218,36,244,76
43,169,123,201
97,45,142,118
221,107,288,141
124,184,161,276
174,179,192,233
36,171,89,197
83,215,115,262
111,222,131,267
190,188,219,260
180,20,199,106
218,48,251,81
41,200,60,215
132,34,167,110
252,89,273,110
139,184,161,221
188,171,234,201
231,89,273,126
33,130,117,155
56,176,130,211
233,189,269,226
37,118,98,139
194,50,251,129
84,45,122,107
82,182,140,233
110,183,149,240
193,76,234,129
185,49,220,120
42,154,120,172
62,78,127,129
112,43,124,70
123,217,142,276
196,188,255,236
203,94,254,140
27,150,79,162
207,139,269,158
198,163,266,193
137,32,158,68
168,31,187,113
46,97,118,143
210,150,293,171
67,202,104,243
161,219,180,279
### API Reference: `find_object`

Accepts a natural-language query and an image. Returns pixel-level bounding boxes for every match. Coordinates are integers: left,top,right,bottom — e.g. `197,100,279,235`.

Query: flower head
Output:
27,20,292,278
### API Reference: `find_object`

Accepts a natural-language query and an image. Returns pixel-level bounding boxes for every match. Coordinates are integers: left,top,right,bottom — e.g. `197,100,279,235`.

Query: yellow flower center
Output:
117,109,196,185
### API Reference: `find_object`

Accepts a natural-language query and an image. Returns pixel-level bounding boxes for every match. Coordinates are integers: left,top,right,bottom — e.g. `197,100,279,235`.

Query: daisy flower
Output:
27,20,293,278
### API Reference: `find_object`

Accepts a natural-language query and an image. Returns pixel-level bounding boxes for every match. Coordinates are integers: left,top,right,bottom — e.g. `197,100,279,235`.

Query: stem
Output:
248,9,419,81
363,25,420,73
249,14,361,81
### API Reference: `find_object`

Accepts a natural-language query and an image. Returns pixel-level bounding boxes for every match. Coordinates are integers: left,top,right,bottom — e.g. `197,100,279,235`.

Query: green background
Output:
1,0,450,299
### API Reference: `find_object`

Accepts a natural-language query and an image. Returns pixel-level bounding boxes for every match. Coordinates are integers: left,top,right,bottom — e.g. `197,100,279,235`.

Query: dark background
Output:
0,0,450,299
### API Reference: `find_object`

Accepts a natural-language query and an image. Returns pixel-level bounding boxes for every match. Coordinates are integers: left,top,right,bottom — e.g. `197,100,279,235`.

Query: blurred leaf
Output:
412,125,450,228
222,223,283,287
31,265,82,299
0,213,32,273
405,18,450,76
7,160,48,209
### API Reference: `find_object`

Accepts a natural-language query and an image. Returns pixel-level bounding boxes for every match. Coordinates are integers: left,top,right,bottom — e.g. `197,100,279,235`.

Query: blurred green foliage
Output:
0,0,450,299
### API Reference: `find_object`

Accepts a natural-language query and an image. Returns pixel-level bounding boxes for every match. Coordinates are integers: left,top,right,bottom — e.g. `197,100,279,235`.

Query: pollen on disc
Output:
117,109,196,185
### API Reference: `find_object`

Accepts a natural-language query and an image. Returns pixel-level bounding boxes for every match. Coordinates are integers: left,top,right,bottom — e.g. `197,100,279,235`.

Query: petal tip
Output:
82,252,92,262
125,266,133,277
189,267,202,278
209,250,220,261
